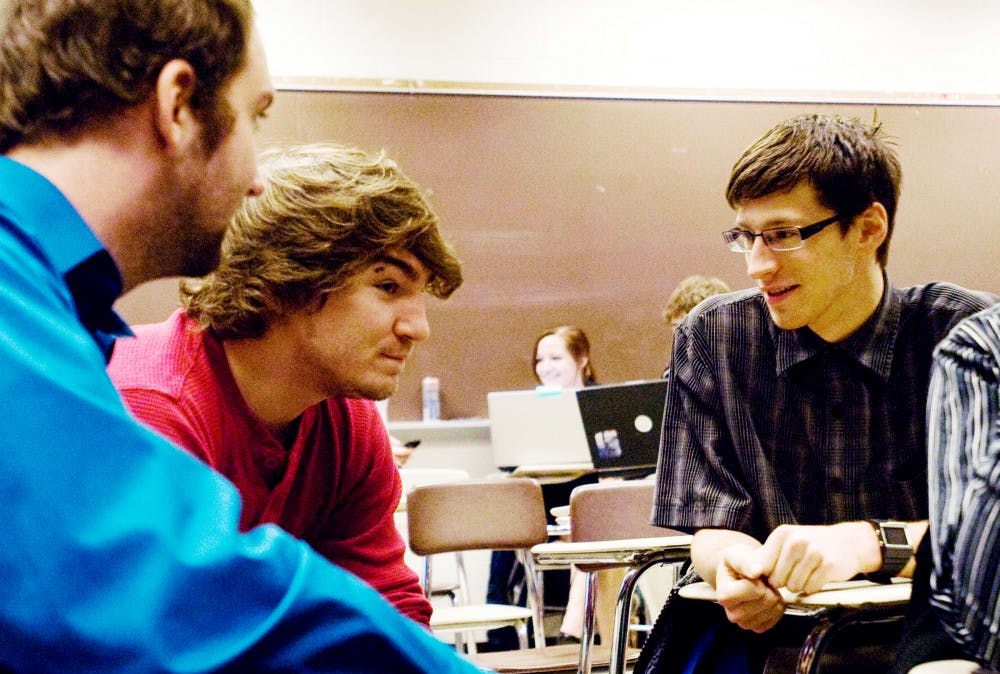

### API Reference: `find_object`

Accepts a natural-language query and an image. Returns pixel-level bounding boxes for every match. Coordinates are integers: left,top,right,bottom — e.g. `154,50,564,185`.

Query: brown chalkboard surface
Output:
115,91,1000,420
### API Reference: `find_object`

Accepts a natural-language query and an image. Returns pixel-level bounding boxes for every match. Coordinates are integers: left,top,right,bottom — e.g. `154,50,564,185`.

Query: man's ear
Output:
853,202,889,255
153,59,198,152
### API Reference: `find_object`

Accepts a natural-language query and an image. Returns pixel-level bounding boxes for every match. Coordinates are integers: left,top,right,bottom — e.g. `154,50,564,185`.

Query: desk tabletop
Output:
511,462,594,482
532,535,692,566
678,578,912,608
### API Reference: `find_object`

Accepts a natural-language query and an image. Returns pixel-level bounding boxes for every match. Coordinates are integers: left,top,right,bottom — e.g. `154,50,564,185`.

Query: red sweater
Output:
108,310,431,625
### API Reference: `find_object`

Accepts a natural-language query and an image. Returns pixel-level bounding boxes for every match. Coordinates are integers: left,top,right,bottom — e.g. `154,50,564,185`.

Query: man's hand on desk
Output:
705,522,884,634
715,544,786,633
739,522,882,595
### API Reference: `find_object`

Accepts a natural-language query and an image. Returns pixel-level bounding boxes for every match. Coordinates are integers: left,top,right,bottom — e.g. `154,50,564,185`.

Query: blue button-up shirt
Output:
0,157,484,673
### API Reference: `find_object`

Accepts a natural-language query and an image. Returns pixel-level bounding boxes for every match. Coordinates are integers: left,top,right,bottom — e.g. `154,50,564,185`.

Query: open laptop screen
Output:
575,379,668,479
487,387,592,474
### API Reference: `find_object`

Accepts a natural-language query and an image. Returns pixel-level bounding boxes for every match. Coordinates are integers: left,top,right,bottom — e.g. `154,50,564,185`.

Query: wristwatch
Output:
865,519,912,583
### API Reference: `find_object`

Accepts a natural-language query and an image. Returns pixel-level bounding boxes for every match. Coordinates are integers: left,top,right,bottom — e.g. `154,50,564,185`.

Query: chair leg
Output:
422,556,433,599
608,559,662,674
455,551,470,605
516,619,529,650
576,570,599,674
464,630,479,656
518,550,548,649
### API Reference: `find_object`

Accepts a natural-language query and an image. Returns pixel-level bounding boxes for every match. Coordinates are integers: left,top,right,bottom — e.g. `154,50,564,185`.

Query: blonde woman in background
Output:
662,275,732,329
661,275,731,377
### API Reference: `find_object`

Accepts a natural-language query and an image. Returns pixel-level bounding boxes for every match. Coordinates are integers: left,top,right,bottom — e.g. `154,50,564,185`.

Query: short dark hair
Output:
726,114,901,267
0,0,253,153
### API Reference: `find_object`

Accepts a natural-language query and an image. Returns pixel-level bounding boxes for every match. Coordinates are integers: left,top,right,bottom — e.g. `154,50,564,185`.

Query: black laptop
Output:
574,379,668,479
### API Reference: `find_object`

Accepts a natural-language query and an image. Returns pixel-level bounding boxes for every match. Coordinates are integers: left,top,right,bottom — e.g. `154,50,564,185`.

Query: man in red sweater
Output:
108,142,463,626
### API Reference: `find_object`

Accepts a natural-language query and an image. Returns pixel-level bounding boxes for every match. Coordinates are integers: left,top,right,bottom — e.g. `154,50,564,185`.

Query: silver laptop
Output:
487,387,593,477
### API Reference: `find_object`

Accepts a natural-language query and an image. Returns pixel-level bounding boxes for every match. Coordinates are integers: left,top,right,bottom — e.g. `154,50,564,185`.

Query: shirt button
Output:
829,477,845,492
264,456,282,470
831,404,845,421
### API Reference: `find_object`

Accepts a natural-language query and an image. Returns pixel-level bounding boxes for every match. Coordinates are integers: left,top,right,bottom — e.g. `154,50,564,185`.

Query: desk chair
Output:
406,476,549,655
530,480,693,674
397,468,471,605
678,579,913,674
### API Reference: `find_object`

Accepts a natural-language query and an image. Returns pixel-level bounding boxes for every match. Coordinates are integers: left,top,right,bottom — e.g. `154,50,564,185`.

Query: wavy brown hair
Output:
182,143,463,339
0,0,253,153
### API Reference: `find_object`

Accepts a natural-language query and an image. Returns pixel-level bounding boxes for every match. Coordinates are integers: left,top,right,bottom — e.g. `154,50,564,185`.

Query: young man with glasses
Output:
648,113,995,672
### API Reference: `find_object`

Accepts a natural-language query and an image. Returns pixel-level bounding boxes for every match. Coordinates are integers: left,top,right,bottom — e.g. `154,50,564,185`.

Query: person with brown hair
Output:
0,1,482,671
109,142,463,627
644,113,995,673
532,325,598,388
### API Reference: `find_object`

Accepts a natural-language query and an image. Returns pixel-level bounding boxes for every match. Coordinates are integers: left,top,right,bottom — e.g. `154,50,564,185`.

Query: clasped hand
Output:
714,523,873,633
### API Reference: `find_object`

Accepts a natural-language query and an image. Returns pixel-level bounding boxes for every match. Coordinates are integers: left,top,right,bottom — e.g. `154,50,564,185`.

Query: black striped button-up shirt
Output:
653,280,995,542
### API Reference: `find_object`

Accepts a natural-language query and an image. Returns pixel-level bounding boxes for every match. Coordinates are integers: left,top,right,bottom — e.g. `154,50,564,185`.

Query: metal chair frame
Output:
407,476,549,654
531,480,693,674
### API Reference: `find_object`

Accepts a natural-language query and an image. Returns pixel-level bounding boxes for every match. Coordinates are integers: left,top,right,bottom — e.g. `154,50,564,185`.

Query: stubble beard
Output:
170,124,235,279
339,372,401,402
357,377,400,402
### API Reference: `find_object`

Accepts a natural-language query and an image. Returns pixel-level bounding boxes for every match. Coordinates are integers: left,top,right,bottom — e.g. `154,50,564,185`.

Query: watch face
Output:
883,525,909,546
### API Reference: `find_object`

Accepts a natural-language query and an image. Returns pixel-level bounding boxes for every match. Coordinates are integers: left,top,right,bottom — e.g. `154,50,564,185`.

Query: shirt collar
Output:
773,275,901,382
0,157,132,359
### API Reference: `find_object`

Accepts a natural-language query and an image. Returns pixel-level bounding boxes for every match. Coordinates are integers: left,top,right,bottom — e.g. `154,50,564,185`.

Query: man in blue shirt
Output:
0,1,484,672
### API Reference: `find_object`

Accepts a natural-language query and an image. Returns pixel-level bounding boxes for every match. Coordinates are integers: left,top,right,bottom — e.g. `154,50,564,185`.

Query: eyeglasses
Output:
722,214,842,253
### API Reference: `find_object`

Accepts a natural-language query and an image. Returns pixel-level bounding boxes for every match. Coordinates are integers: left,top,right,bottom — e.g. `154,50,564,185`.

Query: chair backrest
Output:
395,468,471,592
407,477,549,556
569,479,678,542
398,468,470,509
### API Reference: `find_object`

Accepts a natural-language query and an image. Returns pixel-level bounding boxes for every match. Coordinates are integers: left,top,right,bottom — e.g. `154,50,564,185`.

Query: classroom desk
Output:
389,417,607,649
532,535,693,674
389,418,496,634
678,579,913,674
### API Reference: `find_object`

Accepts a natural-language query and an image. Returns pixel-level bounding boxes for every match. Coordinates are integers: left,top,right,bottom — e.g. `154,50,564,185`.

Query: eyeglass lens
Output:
724,228,803,252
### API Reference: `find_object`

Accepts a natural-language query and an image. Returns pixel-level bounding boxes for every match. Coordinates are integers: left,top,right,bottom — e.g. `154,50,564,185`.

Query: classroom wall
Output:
114,93,1000,420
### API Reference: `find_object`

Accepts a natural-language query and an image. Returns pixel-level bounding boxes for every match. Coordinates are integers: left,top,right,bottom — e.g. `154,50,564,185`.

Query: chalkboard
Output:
115,91,1000,420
